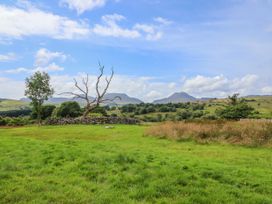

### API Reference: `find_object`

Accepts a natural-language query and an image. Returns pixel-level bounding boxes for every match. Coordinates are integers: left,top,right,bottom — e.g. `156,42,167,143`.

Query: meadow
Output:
0,100,29,111
0,125,272,203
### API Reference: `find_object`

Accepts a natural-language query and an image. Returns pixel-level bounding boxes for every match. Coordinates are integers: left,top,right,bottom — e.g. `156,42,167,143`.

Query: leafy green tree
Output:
159,105,170,112
31,105,56,120
176,110,193,120
57,101,82,118
25,72,54,124
228,93,240,105
216,94,255,120
216,103,254,119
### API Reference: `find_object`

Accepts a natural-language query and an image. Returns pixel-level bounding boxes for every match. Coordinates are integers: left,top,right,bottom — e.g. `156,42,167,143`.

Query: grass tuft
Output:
146,120,272,147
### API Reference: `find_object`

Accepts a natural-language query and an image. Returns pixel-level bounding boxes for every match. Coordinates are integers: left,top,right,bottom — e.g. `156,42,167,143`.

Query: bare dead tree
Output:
61,63,120,118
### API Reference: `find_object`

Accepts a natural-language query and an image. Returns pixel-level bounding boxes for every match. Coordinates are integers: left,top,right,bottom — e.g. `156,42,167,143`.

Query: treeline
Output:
118,94,258,122
0,109,32,117
119,102,205,114
0,93,259,126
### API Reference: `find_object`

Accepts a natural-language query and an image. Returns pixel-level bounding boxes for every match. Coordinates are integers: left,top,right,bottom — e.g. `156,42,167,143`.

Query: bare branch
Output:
96,63,104,99
99,68,114,100
60,63,115,118
59,92,85,100
74,78,86,96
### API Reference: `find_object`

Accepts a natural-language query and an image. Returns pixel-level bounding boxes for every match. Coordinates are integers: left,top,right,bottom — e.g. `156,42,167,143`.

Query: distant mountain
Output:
153,92,196,104
20,93,143,106
103,93,143,105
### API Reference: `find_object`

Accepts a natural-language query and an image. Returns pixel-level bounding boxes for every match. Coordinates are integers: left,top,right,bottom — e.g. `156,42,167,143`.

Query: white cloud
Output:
0,77,25,99
4,63,64,74
0,4,90,40
154,17,173,25
133,23,163,41
60,0,106,14
3,48,66,74
35,63,64,72
93,14,141,39
146,90,163,99
0,52,16,62
182,74,259,98
4,67,30,74
35,48,67,67
261,86,272,94
93,14,163,40
0,4,168,42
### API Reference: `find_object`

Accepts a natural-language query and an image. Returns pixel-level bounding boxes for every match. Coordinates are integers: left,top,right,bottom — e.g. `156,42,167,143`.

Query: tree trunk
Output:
37,104,42,125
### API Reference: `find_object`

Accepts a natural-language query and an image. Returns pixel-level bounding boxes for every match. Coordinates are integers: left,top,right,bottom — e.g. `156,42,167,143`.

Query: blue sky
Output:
0,0,272,101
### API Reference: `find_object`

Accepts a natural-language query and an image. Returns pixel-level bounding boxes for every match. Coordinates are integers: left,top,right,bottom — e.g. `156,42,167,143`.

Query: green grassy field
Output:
0,100,29,111
0,125,271,203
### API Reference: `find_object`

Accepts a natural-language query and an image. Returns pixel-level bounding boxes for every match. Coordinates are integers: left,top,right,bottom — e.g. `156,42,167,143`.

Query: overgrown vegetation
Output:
216,94,255,119
0,109,32,117
117,95,258,122
0,116,33,126
146,120,272,147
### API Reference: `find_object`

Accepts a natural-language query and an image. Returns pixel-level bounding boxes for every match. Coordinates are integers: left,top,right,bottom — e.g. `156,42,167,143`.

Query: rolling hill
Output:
153,92,196,104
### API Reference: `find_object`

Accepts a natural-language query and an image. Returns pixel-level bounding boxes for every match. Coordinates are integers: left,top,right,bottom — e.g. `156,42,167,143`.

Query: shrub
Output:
0,117,7,126
216,94,255,120
159,106,170,112
192,110,204,118
32,105,56,120
51,107,60,118
201,114,218,120
156,114,163,122
0,109,32,117
139,108,148,115
176,110,193,120
146,106,156,113
0,117,32,126
90,106,108,116
57,101,82,118
121,104,136,113
216,103,254,119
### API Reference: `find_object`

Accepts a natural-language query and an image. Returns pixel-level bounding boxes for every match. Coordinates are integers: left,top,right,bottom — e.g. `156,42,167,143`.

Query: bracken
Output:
146,120,272,147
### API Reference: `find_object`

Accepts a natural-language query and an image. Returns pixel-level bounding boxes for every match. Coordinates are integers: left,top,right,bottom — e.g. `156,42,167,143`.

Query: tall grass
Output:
146,120,272,147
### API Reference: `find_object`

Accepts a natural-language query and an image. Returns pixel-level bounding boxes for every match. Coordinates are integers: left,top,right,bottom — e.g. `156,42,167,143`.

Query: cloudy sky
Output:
0,0,272,101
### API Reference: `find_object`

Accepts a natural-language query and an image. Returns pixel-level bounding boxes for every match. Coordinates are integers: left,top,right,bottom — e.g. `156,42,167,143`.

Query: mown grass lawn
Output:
0,125,271,204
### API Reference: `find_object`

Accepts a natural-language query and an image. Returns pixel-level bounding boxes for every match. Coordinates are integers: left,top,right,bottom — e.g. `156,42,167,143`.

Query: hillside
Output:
204,95,272,118
103,93,143,105
153,92,196,104
0,99,29,111
19,93,142,106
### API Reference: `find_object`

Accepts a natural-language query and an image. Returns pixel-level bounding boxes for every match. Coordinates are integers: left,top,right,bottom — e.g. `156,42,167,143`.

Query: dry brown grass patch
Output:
146,120,272,147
